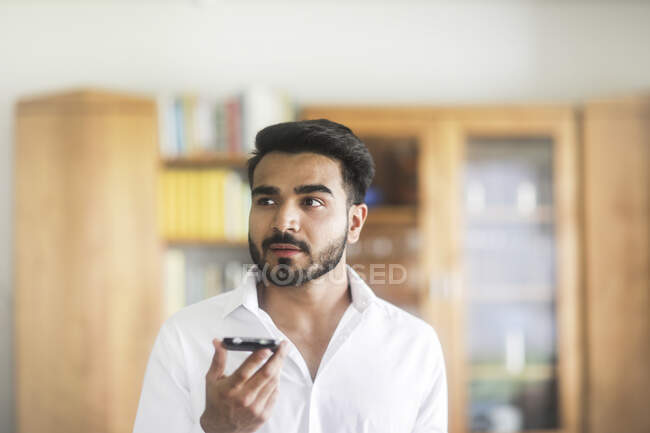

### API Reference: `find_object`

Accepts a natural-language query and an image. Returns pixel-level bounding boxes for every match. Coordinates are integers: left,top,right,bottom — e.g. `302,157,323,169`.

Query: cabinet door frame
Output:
431,107,582,433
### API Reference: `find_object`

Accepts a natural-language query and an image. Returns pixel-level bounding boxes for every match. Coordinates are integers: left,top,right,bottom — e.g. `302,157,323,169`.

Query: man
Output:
133,119,447,433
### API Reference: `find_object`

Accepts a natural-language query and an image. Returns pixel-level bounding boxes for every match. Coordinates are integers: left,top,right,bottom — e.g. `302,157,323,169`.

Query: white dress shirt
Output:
133,265,447,433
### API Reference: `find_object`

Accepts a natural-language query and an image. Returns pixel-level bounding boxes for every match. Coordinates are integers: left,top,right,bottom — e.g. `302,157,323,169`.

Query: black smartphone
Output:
222,337,280,353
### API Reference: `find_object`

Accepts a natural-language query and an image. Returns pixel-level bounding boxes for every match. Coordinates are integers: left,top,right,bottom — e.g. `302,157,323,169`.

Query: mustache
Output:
262,232,311,254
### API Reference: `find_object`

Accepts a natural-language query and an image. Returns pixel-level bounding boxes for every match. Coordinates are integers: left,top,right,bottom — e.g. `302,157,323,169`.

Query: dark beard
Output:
248,224,348,287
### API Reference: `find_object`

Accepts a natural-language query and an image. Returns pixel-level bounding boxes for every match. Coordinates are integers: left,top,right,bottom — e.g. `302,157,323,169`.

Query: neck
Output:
256,259,351,332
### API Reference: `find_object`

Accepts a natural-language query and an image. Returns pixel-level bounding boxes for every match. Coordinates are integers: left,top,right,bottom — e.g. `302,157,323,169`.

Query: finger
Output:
260,387,280,420
242,341,289,393
228,347,273,387
207,338,228,379
252,374,279,408
248,379,278,422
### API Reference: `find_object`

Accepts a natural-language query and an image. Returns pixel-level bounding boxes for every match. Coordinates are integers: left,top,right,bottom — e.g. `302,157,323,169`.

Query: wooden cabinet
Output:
14,90,163,433
582,96,650,433
301,106,583,433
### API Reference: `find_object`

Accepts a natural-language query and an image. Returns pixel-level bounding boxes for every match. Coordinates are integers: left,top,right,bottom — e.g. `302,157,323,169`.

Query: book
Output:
174,98,186,154
225,96,242,154
203,264,223,299
185,257,204,306
194,97,217,152
157,94,179,157
164,249,186,317
182,95,197,155
224,171,244,240
241,85,294,153
157,90,294,158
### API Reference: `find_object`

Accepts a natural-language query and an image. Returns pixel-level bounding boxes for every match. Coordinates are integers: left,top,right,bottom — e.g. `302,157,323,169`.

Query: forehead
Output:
252,152,345,194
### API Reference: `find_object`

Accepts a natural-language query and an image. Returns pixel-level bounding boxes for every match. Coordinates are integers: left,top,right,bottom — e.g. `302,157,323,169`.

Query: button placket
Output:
256,308,314,385
314,306,363,380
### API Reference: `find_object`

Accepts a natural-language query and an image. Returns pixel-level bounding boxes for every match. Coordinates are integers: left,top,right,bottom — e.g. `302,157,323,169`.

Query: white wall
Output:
2,1,650,431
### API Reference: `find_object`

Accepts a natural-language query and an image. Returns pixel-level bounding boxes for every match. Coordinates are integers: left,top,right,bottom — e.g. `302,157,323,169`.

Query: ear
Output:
347,203,368,244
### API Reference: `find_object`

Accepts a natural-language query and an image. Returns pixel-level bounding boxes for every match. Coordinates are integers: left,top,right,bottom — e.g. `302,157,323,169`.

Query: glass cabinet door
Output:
461,137,559,432
347,135,422,315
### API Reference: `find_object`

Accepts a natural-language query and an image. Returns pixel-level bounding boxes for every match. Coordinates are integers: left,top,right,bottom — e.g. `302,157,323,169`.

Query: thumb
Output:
208,338,227,379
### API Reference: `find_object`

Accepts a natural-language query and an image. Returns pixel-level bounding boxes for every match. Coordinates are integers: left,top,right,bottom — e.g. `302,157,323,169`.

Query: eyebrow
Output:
251,185,281,197
251,184,334,197
294,184,333,196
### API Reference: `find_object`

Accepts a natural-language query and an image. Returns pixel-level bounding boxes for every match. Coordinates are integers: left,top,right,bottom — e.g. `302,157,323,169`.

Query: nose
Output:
272,201,300,233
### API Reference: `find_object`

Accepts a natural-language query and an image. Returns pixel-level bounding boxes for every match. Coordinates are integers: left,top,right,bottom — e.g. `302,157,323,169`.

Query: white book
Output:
163,249,186,318
241,85,294,153
203,264,223,299
157,94,178,157
186,264,204,306
194,97,217,152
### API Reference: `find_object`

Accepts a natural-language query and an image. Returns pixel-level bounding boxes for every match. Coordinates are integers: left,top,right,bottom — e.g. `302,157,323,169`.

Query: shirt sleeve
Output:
411,330,448,433
133,320,203,433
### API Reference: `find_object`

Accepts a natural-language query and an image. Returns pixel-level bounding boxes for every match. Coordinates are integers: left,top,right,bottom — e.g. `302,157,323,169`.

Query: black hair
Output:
247,119,375,206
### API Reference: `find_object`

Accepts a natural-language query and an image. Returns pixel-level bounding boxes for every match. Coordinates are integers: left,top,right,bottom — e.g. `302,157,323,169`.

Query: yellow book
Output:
209,170,224,240
224,171,244,241
202,170,213,239
177,170,190,239
185,170,194,239
203,169,219,240
185,169,195,239
188,170,202,239
201,170,212,239
167,170,179,239
198,170,210,239
240,180,251,241
156,172,166,237
215,170,226,240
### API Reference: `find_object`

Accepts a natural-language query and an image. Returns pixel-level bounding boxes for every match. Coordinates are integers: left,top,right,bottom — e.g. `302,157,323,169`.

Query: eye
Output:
303,197,324,208
256,197,275,206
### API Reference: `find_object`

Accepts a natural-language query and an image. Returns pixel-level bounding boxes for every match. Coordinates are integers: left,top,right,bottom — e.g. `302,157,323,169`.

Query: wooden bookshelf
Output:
14,90,162,433
162,152,249,168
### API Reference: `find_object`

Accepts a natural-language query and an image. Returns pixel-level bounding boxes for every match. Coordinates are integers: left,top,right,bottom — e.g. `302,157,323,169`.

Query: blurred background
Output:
1,1,649,433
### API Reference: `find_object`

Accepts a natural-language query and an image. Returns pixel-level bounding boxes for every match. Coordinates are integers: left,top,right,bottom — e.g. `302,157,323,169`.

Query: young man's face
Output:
248,151,354,286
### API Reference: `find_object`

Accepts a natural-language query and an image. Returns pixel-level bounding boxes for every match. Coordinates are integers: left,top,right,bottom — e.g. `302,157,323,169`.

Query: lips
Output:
269,243,301,251
269,243,302,257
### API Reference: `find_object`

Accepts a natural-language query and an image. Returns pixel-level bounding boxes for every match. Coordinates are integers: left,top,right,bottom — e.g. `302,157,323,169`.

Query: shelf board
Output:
366,205,417,225
465,205,554,224
165,238,248,247
162,152,250,168
473,429,560,433
470,363,555,382
466,287,555,304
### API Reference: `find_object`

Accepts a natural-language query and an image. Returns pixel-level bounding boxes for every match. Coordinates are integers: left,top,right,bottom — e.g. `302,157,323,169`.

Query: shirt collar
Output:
220,264,377,319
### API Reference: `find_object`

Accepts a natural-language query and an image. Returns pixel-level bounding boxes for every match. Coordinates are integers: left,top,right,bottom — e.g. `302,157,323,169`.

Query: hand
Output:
200,338,289,433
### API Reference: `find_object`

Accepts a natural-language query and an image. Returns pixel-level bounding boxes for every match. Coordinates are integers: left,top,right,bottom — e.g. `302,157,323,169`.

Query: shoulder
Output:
372,297,437,335
370,297,445,357
161,290,238,336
